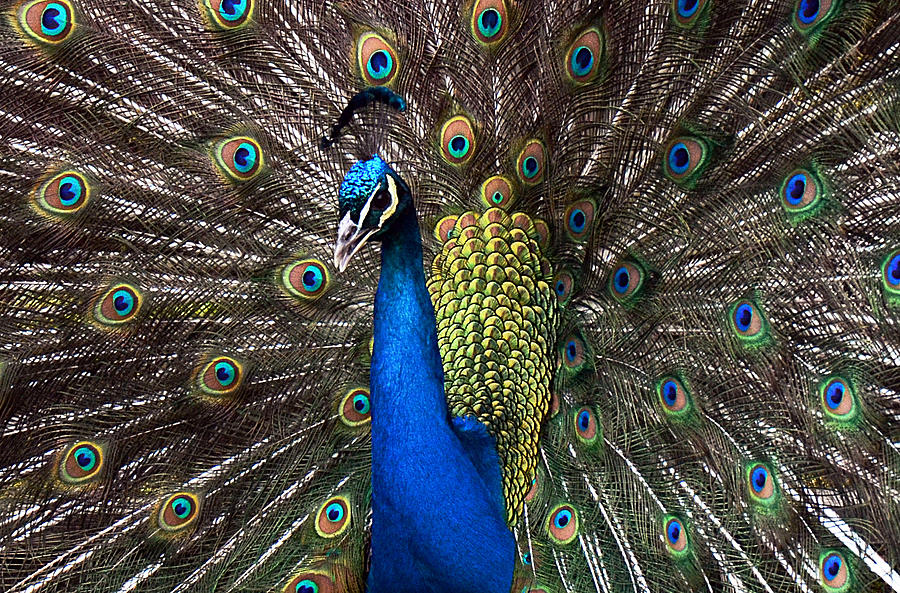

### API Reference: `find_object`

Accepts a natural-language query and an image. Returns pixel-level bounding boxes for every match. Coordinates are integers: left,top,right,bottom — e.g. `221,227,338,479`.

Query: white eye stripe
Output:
378,176,399,226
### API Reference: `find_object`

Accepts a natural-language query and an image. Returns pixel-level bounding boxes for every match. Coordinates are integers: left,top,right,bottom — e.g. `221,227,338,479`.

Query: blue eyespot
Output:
522,552,531,565
325,502,344,522
750,466,768,493
577,409,591,431
74,446,96,471
478,8,501,38
41,3,67,36
58,175,83,206
566,341,577,362
797,0,820,24
613,266,629,294
112,289,135,317
95,284,141,326
302,264,324,292
555,280,566,295
522,156,539,179
825,380,844,410
60,441,104,484
820,551,848,589
172,496,192,519
824,554,841,578
367,50,392,81
668,142,690,175
448,135,470,159
570,46,594,77
666,518,682,544
158,492,200,531
676,0,699,17
294,580,319,593
662,380,678,406
734,303,753,332
784,173,807,206
215,361,236,387
353,393,370,414
219,0,247,21
316,496,351,537
553,509,572,529
568,208,587,234
233,142,257,173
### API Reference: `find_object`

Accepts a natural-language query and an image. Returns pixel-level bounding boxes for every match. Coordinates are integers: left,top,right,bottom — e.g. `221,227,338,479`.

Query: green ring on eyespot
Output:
366,50,393,81
171,496,192,519
448,134,470,159
478,8,502,37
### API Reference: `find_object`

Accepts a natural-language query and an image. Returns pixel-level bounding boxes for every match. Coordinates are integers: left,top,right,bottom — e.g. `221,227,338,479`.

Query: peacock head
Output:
334,154,412,272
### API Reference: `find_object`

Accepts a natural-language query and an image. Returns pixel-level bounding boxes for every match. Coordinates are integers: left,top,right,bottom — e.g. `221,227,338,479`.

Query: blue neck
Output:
366,206,514,593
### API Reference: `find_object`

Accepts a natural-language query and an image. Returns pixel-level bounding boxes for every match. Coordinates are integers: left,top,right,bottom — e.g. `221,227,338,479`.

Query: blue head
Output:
334,155,412,272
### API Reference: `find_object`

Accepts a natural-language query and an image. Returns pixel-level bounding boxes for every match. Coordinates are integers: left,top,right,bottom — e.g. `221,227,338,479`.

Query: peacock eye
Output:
282,259,330,301
198,356,243,396
214,137,263,181
340,387,371,426
881,250,900,295
819,376,857,422
564,199,595,240
516,140,547,184
283,572,334,593
547,504,579,544
59,441,104,484
729,299,770,346
202,0,253,29
17,0,75,45
565,27,603,84
440,115,476,165
671,0,709,27
480,175,514,208
371,190,392,210
471,0,508,44
94,284,142,327
658,376,692,416
819,551,848,591
573,406,599,445
663,136,708,185
747,463,776,504
34,171,90,217
793,0,836,32
357,32,399,85
609,262,644,302
561,335,585,369
158,492,201,532
553,271,573,303
664,516,689,555
315,496,350,537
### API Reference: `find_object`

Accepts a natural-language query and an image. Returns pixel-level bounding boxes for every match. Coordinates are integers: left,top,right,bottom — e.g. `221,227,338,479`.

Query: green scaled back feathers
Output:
1,0,900,592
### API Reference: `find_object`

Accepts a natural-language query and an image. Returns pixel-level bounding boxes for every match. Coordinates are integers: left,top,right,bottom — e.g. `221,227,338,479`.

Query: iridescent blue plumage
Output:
336,156,514,593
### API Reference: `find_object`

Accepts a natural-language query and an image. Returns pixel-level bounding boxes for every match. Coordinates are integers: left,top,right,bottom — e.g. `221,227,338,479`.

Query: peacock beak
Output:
334,211,377,273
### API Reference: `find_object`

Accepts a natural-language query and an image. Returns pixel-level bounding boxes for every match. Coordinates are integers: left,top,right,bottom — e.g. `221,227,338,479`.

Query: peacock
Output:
1,0,899,591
